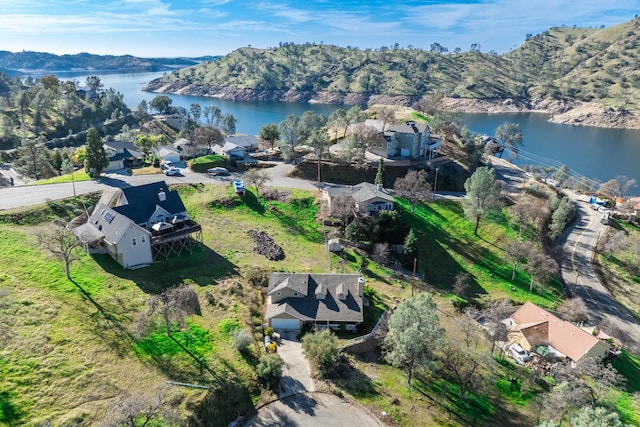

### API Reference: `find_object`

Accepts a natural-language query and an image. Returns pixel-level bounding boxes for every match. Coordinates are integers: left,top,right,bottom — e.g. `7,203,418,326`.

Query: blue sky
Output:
1,1,638,57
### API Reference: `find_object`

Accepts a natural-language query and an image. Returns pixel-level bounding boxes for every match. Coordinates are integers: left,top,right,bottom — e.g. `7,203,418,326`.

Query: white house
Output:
73,182,201,269
103,141,144,172
155,146,181,164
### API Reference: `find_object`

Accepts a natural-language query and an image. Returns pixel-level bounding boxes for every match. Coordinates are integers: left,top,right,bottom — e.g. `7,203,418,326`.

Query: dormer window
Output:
315,283,327,300
337,283,347,300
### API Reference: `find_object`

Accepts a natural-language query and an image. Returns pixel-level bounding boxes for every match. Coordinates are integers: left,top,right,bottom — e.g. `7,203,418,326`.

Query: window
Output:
132,238,137,246
276,291,281,296
293,292,298,297
385,203,393,210
141,235,146,244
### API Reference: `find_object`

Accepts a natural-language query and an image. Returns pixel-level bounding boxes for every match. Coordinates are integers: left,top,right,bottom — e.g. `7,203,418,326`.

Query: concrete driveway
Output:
277,333,315,398
245,392,385,427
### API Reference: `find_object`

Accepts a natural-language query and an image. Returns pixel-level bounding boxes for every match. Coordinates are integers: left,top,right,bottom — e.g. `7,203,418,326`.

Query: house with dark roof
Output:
264,273,364,331
504,302,611,363
103,141,144,172
74,181,201,269
323,182,394,216
364,119,442,160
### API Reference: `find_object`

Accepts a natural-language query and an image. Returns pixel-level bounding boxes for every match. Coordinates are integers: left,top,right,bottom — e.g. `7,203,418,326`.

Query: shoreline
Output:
143,81,640,130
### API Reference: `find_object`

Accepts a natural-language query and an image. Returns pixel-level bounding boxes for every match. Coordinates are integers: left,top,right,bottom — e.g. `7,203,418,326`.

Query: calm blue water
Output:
59,71,640,190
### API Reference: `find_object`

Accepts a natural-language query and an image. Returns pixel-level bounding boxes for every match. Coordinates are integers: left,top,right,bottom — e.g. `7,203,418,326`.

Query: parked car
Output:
509,343,531,363
207,167,229,176
233,180,245,195
164,167,180,176
160,160,174,170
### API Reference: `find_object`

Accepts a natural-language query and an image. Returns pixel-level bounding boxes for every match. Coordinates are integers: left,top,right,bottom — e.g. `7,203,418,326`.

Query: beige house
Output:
364,119,442,160
323,182,394,216
505,302,610,363
264,273,364,331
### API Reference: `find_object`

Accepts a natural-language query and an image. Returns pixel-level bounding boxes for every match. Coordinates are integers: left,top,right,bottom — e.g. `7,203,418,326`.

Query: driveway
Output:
277,333,315,398
245,392,385,427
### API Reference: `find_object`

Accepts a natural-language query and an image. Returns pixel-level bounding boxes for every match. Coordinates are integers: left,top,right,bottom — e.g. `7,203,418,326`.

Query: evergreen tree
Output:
85,127,108,177
462,166,501,236
375,157,385,185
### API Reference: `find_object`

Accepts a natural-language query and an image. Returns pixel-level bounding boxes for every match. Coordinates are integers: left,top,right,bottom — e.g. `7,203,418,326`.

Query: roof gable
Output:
114,181,187,225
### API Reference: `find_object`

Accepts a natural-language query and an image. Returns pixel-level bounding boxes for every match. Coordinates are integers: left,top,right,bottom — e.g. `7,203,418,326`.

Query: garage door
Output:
271,318,301,331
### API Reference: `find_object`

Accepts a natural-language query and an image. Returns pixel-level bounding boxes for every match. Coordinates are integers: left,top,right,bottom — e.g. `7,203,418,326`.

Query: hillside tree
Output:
14,136,52,180
278,114,302,161
495,122,523,157
394,169,432,213
221,113,237,135
193,126,224,153
85,127,109,177
524,248,556,292
150,95,172,114
38,221,83,280
259,123,280,149
375,157,385,185
462,166,502,236
307,128,330,184
301,329,340,376
244,168,270,198
505,240,531,281
384,292,444,383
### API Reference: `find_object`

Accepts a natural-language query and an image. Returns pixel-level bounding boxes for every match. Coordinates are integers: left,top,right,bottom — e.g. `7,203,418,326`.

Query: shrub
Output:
256,353,284,387
301,329,340,376
232,328,254,353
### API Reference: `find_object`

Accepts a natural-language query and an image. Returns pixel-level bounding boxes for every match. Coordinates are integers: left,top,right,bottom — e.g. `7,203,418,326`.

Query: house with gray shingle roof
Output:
265,273,364,331
103,141,144,172
323,182,395,216
364,119,442,160
74,181,201,269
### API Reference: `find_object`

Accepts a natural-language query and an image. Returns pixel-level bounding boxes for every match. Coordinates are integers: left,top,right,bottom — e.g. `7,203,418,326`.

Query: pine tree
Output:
375,157,385,185
84,127,108,177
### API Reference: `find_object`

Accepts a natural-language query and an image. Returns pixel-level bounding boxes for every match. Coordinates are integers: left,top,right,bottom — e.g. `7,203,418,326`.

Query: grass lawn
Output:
34,170,91,185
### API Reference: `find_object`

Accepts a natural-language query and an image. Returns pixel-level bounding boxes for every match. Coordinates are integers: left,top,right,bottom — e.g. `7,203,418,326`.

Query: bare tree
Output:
193,126,224,154
453,272,471,296
135,284,201,337
100,385,180,427
330,194,356,230
372,242,391,266
523,249,556,292
483,299,512,355
38,221,82,280
394,169,432,213
510,194,543,238
504,240,531,281
243,168,271,198
375,106,395,131
556,298,589,323
599,175,637,199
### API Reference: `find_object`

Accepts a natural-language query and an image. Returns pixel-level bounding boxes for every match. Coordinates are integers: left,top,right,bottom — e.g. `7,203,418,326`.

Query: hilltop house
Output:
103,141,144,172
173,137,208,158
364,119,442,160
264,273,364,331
323,182,394,216
73,181,201,269
504,302,611,363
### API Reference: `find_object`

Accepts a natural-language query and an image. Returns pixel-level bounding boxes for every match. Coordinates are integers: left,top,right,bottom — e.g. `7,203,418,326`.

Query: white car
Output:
207,167,229,176
509,343,530,363
164,167,180,176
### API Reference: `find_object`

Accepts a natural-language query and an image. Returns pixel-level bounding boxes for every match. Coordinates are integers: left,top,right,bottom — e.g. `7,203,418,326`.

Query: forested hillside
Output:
145,18,640,118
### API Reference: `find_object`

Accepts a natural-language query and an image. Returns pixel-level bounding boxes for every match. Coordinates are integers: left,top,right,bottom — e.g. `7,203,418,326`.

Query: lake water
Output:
62,71,640,190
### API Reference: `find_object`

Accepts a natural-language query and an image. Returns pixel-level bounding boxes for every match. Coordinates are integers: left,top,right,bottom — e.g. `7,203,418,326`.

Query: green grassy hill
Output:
146,18,640,111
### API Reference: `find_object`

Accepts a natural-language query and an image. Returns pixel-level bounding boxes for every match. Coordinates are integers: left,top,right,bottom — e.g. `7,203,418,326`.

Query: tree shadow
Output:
241,190,266,214
0,390,24,424
280,392,318,416
93,243,239,293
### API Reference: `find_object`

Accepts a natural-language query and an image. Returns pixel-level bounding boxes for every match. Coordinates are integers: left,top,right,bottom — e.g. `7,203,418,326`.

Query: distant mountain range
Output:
142,17,640,129
0,51,220,75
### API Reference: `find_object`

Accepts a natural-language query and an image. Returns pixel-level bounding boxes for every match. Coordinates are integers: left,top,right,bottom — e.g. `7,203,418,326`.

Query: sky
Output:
1,0,638,58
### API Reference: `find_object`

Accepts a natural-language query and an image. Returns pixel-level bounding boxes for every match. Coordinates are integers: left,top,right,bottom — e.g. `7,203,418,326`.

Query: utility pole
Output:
433,167,439,200
411,258,417,296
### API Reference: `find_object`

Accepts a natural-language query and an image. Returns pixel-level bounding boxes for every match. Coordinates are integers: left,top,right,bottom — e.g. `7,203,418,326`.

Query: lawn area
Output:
34,170,91,185
0,184,339,425
397,198,562,309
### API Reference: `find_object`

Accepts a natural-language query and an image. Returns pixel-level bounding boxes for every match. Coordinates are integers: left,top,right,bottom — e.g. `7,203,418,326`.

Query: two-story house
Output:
364,119,442,160
103,141,144,172
264,273,364,331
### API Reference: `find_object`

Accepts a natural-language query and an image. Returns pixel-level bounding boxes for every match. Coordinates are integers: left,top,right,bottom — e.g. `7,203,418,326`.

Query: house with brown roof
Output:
264,273,364,331
504,302,610,363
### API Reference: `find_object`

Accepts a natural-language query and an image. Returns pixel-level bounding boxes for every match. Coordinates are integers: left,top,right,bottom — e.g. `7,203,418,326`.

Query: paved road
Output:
557,192,640,352
0,162,317,210
246,392,384,427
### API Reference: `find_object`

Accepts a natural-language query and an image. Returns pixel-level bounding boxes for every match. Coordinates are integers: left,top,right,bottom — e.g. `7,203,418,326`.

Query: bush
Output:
301,329,340,376
256,353,284,387
232,328,254,353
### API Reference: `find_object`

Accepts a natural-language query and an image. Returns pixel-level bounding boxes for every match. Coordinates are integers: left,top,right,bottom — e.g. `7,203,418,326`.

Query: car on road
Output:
508,343,530,363
160,160,174,170
164,167,180,176
207,167,229,176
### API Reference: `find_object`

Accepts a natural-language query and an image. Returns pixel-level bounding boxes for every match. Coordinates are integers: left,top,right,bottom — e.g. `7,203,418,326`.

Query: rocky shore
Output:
143,80,640,130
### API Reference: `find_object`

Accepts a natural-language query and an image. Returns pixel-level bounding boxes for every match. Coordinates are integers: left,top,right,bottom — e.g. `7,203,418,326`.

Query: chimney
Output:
158,188,166,202
376,183,383,192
